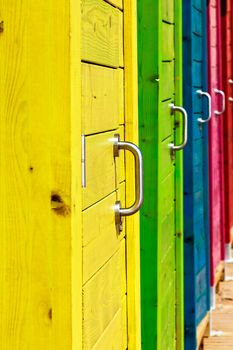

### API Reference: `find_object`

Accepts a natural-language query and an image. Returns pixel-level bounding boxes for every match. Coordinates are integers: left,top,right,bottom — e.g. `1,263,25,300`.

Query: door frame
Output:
174,1,184,348
124,1,141,349
207,0,224,293
70,0,82,348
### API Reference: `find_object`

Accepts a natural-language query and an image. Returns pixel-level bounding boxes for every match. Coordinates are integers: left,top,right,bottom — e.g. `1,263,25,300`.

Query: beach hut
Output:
0,0,142,348
138,1,186,349
182,0,211,348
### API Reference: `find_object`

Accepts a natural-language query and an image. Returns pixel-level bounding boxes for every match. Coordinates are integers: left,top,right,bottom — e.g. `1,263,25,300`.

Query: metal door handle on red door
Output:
214,89,225,115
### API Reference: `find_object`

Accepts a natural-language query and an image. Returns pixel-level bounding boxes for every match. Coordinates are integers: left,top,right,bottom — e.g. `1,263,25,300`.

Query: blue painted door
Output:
182,1,210,348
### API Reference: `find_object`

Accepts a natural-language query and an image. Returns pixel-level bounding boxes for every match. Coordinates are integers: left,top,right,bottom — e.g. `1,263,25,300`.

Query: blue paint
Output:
183,1,210,349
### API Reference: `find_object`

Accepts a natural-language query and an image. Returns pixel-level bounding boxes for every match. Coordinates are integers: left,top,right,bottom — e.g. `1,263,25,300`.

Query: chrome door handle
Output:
196,90,212,123
229,97,233,102
113,134,144,232
214,89,225,115
169,104,188,152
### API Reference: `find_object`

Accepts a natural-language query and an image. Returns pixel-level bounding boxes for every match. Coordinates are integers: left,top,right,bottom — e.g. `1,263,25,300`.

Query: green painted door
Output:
138,1,184,349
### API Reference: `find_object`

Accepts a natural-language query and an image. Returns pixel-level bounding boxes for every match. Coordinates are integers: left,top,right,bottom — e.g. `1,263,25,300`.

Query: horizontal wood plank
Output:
197,312,209,348
159,100,173,141
160,61,175,101
82,0,123,67
92,297,127,350
160,136,174,180
83,241,126,349
162,22,175,61
82,64,122,134
82,131,117,209
83,191,125,283
162,0,174,23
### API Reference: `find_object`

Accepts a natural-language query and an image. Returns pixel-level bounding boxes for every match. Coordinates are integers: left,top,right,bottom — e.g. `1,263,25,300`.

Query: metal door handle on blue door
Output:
197,90,212,124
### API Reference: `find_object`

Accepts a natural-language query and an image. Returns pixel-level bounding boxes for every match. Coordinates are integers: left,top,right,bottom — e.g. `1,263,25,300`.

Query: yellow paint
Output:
116,125,126,185
92,297,127,350
82,63,121,134
82,130,118,209
119,10,124,67
118,68,125,125
83,241,126,349
124,0,141,348
105,0,123,10
82,192,125,283
81,0,141,347
70,0,82,347
0,0,140,347
0,0,82,348
82,0,122,68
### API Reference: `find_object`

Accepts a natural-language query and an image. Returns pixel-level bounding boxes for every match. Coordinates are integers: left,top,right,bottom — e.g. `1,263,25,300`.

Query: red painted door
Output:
208,0,225,308
221,0,233,261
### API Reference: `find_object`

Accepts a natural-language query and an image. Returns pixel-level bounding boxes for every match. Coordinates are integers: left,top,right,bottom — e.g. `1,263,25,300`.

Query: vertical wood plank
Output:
70,0,82,347
174,0,184,349
0,0,82,348
124,0,141,349
137,0,159,348
81,0,122,68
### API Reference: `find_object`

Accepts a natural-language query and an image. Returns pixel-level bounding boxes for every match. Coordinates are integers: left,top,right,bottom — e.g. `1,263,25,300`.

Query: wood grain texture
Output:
82,192,125,283
162,0,174,23
0,0,82,348
82,0,123,67
82,130,117,209
81,0,140,348
83,241,126,349
138,0,183,349
204,266,233,349
225,260,233,278
82,63,120,134
208,0,225,286
70,0,83,348
92,297,127,350
161,22,175,61
160,101,173,141
174,1,184,348
197,313,210,348
183,0,211,339
160,61,175,101
124,0,141,348
115,125,126,185
118,68,125,124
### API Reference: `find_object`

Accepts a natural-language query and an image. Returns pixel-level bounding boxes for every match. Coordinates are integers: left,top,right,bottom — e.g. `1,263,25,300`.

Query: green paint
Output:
138,0,184,349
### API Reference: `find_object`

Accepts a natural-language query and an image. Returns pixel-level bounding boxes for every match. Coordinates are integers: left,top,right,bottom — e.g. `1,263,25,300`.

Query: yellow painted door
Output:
0,0,138,348
81,0,140,349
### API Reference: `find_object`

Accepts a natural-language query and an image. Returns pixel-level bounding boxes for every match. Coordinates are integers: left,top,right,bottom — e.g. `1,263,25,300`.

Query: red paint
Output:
221,0,233,251
208,0,225,287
